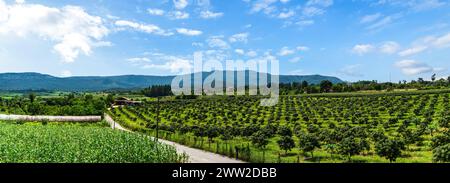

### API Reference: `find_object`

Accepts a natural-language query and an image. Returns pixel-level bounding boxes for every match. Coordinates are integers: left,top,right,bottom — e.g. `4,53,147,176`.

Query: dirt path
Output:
104,113,243,163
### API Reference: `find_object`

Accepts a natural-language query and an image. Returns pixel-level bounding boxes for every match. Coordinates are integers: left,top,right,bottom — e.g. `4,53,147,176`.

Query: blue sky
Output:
0,0,449,82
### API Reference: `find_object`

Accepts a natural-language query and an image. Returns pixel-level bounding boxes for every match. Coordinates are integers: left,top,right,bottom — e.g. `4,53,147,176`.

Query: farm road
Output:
104,114,243,163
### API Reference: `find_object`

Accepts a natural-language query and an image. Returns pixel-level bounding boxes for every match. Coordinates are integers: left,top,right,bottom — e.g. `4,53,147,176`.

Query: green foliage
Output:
320,80,333,93
106,94,115,105
142,85,172,97
375,139,405,162
433,144,450,163
432,132,450,149
298,133,321,158
277,136,296,154
277,125,293,137
338,137,369,161
109,91,450,163
0,94,106,115
0,122,185,163
28,93,36,103
438,116,449,128
251,131,269,149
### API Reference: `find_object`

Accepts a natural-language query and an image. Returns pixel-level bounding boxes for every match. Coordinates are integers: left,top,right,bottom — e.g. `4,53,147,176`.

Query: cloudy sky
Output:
0,0,449,82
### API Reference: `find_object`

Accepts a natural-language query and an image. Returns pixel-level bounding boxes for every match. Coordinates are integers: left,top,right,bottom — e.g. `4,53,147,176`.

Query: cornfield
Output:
0,122,187,163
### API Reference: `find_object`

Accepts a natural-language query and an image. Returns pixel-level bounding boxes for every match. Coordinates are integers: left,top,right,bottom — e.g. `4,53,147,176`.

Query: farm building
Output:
114,97,142,106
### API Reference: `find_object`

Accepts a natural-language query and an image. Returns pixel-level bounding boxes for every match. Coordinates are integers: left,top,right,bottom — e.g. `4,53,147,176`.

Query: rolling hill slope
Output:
0,72,343,91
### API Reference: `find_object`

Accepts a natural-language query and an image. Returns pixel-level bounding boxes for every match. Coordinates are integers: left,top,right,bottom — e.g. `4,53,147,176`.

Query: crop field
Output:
0,121,186,163
109,91,450,163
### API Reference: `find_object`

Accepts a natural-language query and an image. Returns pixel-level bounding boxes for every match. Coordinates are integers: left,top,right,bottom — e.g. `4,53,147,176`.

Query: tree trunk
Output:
262,150,266,163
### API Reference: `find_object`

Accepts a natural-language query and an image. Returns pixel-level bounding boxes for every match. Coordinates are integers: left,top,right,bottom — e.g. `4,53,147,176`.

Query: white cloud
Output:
127,57,151,63
207,36,230,49
168,11,190,19
0,2,110,62
351,42,400,55
197,0,211,7
289,57,301,63
0,1,6,22
148,8,165,16
297,46,310,51
395,60,435,75
176,28,202,36
15,0,25,4
295,0,334,26
192,42,204,47
200,10,224,19
115,20,173,36
173,0,189,10
376,0,446,11
302,7,325,17
246,50,258,57
277,46,309,57
278,47,296,56
379,41,400,54
352,44,374,55
229,33,249,43
360,13,382,24
412,0,446,11
235,49,245,55
398,46,427,56
250,0,278,14
366,15,394,30
429,32,450,48
131,52,193,74
278,10,295,19
204,49,230,61
306,0,334,7
249,0,332,22
143,59,192,74
296,20,315,26
398,32,450,57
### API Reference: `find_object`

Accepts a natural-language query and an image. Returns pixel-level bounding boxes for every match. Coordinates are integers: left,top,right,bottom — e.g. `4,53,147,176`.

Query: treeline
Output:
137,75,450,97
0,93,106,116
281,75,450,94
141,85,173,97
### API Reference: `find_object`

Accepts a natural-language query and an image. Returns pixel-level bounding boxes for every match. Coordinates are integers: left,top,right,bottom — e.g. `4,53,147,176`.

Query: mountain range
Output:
0,72,343,92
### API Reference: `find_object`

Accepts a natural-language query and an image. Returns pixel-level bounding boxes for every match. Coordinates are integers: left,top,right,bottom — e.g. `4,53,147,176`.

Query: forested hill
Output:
0,72,343,92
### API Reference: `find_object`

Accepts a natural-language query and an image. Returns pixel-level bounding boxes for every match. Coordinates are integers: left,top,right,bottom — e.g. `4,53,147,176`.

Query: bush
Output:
277,136,295,154
298,133,320,158
375,139,405,162
433,144,450,163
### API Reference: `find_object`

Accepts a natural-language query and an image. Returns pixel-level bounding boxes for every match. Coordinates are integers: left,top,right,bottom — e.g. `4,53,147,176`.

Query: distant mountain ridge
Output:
0,72,343,92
